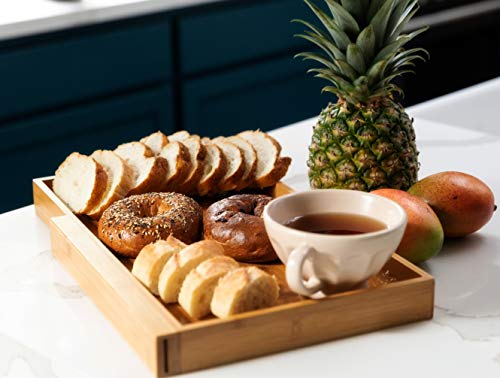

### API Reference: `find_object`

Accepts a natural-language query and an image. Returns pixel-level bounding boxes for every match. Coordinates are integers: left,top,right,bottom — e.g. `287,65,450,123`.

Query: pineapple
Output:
296,0,428,191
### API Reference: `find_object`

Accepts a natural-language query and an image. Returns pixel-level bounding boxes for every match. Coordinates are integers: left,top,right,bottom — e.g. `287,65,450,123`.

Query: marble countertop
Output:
3,77,500,377
0,0,220,41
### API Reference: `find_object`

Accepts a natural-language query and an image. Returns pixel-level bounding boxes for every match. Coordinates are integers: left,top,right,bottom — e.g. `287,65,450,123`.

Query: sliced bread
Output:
132,236,187,295
168,130,191,142
53,152,108,214
87,150,134,219
158,240,224,303
176,135,206,194
225,136,257,191
197,142,227,196
211,266,279,319
114,142,169,195
178,256,239,319
211,138,245,192
140,131,169,155
238,130,291,188
159,141,192,191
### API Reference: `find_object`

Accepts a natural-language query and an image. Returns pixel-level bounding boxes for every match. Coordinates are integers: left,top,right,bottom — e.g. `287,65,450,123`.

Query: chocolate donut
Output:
98,192,202,257
203,194,277,262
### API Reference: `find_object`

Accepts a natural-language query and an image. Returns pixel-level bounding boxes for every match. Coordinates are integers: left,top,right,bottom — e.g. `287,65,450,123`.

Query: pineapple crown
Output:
294,0,429,106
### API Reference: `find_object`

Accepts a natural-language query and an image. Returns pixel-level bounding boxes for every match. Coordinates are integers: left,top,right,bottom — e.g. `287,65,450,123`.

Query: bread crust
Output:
197,142,227,196
177,136,207,194
160,141,192,192
203,194,278,262
212,139,245,192
255,156,292,188
98,192,202,257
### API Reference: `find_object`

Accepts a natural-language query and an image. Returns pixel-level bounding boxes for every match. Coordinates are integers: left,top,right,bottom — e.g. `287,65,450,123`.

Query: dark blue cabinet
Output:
2,86,174,212
182,56,326,137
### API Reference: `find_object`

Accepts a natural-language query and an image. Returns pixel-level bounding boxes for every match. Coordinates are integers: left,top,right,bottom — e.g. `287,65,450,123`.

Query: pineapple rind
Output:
308,99,418,191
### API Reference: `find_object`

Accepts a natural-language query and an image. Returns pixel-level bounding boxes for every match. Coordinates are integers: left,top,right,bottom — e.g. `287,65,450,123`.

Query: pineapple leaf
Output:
367,0,386,21
347,43,366,74
312,70,355,90
334,59,359,80
387,1,420,42
304,0,351,50
366,59,388,87
322,86,359,103
325,0,360,35
295,33,343,62
386,0,414,42
376,69,415,89
372,27,426,64
370,0,396,48
296,52,341,72
340,0,364,21
356,25,376,66
293,19,347,60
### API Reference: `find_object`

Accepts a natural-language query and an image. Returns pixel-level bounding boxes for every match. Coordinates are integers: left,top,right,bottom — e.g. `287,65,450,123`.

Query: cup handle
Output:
286,244,323,297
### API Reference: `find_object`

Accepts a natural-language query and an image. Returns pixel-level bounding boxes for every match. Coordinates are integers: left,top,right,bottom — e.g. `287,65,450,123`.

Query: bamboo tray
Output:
33,176,434,377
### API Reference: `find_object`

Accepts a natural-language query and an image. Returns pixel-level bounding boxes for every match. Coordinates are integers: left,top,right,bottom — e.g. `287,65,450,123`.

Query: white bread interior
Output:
177,135,206,194
225,135,257,190
158,141,192,191
168,130,191,142
211,266,279,319
140,131,169,155
178,256,239,319
158,240,224,303
132,236,187,295
197,142,226,196
212,138,245,192
53,152,108,214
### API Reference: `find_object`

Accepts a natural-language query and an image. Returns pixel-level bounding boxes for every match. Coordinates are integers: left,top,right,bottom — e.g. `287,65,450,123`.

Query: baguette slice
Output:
132,236,187,295
176,135,206,194
140,131,169,155
238,130,291,188
197,142,227,196
86,150,134,219
211,266,279,319
225,136,257,191
168,130,191,142
212,138,245,192
115,142,169,195
158,240,224,303
159,141,192,191
178,256,239,319
53,152,108,214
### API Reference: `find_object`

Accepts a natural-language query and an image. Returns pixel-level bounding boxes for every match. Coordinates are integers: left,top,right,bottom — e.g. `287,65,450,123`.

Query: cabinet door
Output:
0,86,174,213
181,56,328,137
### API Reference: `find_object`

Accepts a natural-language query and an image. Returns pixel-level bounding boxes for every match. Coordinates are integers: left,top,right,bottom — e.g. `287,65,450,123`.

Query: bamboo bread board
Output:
33,176,434,376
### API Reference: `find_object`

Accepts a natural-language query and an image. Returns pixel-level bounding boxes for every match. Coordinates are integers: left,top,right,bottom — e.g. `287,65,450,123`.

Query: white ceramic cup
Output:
263,189,407,297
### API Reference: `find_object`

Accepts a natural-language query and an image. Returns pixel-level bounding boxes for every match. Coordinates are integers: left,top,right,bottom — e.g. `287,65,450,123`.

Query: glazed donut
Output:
203,194,277,263
98,192,202,258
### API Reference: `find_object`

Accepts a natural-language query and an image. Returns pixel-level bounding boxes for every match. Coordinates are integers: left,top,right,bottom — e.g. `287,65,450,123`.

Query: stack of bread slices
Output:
53,130,291,219
132,236,280,319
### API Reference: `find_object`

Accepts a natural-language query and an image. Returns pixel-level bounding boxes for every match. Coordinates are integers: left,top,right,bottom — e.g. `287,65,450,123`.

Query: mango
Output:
408,171,496,237
371,188,444,263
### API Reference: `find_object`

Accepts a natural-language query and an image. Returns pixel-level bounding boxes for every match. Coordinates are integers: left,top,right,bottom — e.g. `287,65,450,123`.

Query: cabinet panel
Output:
182,56,328,137
0,19,172,121
1,86,174,213
179,0,312,74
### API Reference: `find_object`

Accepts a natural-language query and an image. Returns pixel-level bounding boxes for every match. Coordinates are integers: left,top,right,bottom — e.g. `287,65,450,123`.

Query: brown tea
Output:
284,212,386,235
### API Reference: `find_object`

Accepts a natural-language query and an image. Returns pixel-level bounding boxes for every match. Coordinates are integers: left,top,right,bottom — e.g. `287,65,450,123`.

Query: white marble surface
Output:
0,0,217,41
2,78,500,377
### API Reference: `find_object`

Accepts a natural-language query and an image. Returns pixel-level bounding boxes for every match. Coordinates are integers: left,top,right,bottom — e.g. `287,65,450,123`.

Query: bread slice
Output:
86,150,134,219
197,142,227,196
178,256,239,319
158,240,224,303
159,141,192,191
53,152,108,214
176,135,206,194
140,131,169,155
132,235,187,295
211,138,245,192
168,130,191,142
211,266,279,319
114,142,169,195
238,130,291,188
225,136,257,191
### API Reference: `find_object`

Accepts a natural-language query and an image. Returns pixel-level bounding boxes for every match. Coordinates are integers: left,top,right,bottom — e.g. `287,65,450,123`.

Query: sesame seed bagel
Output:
98,192,203,258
